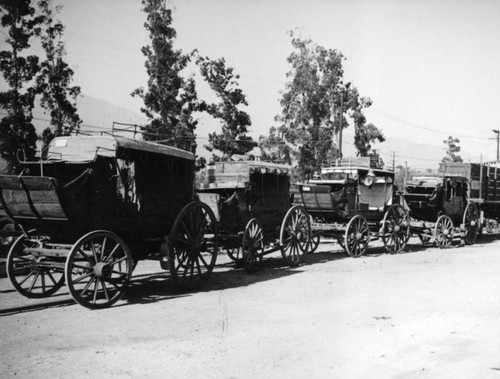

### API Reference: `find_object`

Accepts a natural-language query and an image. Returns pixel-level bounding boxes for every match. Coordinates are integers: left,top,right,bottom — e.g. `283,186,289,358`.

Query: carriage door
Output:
443,178,464,219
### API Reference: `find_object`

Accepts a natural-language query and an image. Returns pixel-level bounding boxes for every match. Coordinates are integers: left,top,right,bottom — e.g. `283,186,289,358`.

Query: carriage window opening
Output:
456,181,464,197
446,180,453,201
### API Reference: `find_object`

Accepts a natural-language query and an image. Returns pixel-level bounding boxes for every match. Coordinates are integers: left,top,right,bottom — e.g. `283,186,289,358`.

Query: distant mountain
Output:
33,94,146,134
0,94,477,174
340,131,476,172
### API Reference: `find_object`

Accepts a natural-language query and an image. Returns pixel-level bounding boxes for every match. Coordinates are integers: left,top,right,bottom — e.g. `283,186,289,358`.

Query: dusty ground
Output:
1,235,500,378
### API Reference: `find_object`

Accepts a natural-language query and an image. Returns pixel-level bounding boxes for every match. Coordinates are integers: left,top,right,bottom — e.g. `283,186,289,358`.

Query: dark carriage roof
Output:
47,135,194,162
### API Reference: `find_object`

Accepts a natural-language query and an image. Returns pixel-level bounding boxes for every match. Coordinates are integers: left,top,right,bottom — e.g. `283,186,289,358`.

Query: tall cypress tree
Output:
197,56,256,160
0,0,43,173
132,0,197,153
36,0,81,151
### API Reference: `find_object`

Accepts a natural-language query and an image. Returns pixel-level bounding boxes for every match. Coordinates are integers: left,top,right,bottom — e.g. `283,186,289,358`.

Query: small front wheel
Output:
242,218,264,273
462,202,479,245
345,215,370,257
280,205,310,266
434,215,454,248
65,230,133,309
381,204,410,254
7,235,65,298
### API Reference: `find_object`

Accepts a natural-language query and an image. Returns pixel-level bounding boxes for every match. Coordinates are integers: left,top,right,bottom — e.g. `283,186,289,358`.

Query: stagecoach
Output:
3,134,218,309
403,173,479,247
297,158,409,256
198,160,310,272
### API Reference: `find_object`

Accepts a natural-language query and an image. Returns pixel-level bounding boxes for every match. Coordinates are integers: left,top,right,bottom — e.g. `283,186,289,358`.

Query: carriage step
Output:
24,247,71,258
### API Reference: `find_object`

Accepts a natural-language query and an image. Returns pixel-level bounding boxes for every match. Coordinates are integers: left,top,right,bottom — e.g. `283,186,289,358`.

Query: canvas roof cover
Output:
47,135,194,162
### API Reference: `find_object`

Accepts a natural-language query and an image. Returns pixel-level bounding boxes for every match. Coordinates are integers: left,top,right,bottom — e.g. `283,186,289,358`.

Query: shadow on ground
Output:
3,232,499,313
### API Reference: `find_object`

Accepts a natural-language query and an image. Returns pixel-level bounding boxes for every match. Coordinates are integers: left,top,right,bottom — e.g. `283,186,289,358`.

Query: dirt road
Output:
1,236,500,378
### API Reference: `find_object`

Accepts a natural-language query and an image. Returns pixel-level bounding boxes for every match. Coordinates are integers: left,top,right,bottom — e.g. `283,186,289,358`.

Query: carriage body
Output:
0,135,195,249
296,158,408,256
403,172,478,247
3,135,219,308
198,160,309,271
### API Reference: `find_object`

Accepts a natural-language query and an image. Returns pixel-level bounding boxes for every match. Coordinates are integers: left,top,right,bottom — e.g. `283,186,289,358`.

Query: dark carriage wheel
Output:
344,215,370,257
381,204,410,254
7,235,65,298
169,201,219,290
434,215,454,249
463,202,479,245
280,205,310,266
65,231,132,309
242,218,264,273
226,247,243,264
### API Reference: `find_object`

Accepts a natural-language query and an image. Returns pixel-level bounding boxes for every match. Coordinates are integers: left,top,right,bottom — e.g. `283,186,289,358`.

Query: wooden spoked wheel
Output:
65,230,132,309
242,218,264,273
434,215,454,248
344,215,370,257
169,201,219,290
7,235,65,298
280,205,310,266
226,247,243,264
381,204,410,254
463,202,479,245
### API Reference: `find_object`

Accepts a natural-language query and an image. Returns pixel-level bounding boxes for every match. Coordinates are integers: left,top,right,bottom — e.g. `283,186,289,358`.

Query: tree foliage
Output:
349,89,385,160
197,56,256,160
440,136,462,170
273,31,384,178
132,0,198,152
36,0,81,154
0,0,42,173
258,126,291,164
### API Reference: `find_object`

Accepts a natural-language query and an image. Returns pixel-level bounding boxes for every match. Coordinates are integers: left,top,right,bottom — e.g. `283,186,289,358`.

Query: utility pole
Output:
392,151,395,172
338,90,343,160
493,130,500,162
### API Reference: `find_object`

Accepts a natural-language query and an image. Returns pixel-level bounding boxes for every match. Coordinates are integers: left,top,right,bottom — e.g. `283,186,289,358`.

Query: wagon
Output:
403,173,479,247
197,160,310,272
297,158,409,256
2,135,219,309
443,161,500,235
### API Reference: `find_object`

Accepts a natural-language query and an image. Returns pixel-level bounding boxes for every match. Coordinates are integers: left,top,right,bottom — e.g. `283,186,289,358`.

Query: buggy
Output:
2,135,219,309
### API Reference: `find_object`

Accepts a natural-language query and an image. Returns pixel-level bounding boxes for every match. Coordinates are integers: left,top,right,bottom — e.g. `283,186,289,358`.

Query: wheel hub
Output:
356,232,363,240
394,225,401,232
94,262,112,278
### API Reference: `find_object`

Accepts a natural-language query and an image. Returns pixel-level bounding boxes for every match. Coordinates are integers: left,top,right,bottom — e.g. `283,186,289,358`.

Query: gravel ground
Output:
1,236,499,378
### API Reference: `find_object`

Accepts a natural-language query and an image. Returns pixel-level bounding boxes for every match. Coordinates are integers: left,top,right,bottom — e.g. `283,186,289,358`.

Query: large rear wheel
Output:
65,230,132,309
169,201,219,290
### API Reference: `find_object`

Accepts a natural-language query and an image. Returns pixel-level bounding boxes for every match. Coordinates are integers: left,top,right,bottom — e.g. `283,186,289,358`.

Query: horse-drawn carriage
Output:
3,135,218,309
296,158,409,256
403,173,479,247
198,160,310,272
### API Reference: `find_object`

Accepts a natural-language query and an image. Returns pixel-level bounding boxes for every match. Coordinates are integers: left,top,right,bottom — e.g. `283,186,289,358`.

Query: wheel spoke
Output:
101,279,110,302
72,271,94,284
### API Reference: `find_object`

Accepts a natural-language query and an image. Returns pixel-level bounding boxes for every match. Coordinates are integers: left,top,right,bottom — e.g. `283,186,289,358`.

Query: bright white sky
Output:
5,0,500,166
